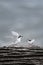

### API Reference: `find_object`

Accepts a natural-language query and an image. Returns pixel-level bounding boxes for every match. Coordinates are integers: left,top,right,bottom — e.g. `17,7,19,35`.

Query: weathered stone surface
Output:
0,46,43,65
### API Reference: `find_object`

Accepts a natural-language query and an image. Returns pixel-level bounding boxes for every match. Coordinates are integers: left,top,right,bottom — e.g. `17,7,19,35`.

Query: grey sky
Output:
0,0,43,47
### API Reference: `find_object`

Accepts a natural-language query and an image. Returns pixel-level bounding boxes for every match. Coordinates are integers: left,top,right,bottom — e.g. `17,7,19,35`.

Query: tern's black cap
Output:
18,35,23,38
28,40,31,41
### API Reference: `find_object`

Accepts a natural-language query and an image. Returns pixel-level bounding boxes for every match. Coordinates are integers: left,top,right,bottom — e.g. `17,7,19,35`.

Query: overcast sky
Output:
0,0,43,47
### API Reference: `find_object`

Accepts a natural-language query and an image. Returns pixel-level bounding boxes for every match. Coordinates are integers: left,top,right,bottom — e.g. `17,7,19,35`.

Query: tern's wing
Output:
31,39,35,43
11,31,19,37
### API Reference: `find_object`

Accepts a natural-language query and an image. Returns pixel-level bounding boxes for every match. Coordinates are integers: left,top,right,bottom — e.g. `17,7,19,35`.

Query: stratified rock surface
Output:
0,45,43,65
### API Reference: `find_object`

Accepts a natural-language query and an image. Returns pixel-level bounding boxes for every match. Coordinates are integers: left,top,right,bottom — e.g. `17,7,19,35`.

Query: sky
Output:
0,0,43,47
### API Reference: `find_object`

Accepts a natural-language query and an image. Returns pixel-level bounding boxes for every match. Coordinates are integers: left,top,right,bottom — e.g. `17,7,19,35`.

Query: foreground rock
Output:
0,45,43,65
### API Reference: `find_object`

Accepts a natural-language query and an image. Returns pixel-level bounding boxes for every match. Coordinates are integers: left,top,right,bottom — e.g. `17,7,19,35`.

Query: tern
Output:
11,31,23,44
28,39,35,44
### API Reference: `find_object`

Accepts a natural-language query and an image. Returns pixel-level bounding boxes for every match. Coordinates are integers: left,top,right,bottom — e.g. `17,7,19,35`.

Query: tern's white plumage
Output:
28,39,35,44
11,31,19,37
11,31,23,44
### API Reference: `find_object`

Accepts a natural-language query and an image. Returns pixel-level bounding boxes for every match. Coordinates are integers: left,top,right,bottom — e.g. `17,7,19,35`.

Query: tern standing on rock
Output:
11,31,23,44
